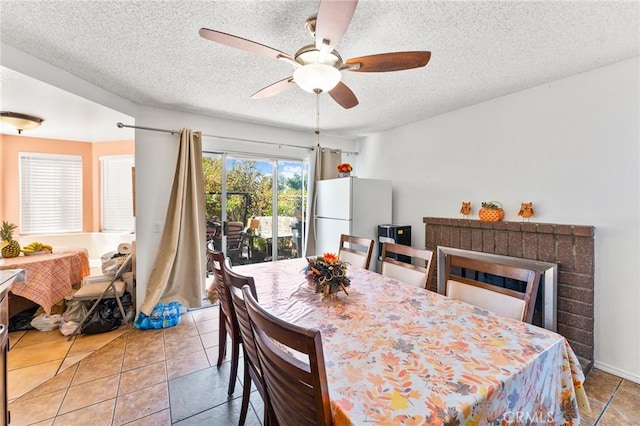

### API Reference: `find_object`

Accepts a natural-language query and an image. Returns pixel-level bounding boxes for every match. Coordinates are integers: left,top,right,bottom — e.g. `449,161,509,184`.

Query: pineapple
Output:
1,221,20,258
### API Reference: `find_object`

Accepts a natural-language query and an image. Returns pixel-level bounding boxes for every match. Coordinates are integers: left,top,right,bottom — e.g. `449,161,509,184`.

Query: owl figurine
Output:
518,202,535,221
460,201,472,216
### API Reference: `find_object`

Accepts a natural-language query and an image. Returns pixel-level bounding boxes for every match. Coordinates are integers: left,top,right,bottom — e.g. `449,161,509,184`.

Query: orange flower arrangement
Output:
337,163,353,173
322,252,339,264
304,253,351,297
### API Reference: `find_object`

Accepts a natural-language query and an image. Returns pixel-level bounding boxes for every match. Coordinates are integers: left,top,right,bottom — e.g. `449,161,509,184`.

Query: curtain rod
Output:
116,122,357,155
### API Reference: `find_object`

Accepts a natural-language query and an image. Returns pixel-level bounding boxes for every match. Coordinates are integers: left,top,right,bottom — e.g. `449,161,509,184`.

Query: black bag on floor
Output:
81,297,123,335
8,306,38,332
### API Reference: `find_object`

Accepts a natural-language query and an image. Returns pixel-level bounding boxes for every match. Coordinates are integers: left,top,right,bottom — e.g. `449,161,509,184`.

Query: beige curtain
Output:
140,129,206,315
304,146,342,256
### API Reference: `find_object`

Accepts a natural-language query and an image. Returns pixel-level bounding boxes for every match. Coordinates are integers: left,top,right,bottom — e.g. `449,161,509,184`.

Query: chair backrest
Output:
227,221,245,249
338,234,374,269
243,287,332,426
444,254,541,323
224,264,262,382
207,249,237,331
380,243,434,289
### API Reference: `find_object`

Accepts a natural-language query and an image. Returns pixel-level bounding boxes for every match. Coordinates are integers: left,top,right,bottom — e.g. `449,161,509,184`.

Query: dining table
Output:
235,258,588,425
0,249,90,315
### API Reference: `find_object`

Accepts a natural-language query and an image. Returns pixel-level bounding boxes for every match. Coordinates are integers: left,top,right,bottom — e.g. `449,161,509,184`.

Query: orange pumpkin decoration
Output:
479,201,504,222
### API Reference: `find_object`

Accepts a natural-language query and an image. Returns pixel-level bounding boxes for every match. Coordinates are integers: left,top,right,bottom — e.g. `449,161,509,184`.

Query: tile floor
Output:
7,304,640,425
7,305,263,425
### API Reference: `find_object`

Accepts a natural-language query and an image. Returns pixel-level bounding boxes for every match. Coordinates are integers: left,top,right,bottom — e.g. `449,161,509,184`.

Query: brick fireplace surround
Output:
423,217,595,371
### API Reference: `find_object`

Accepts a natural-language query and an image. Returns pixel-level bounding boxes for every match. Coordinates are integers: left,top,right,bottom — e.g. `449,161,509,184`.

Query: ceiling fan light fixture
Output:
0,111,44,134
293,63,341,93
199,1,427,108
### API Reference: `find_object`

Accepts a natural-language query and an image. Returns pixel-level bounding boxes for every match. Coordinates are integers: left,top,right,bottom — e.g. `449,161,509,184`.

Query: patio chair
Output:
227,221,250,265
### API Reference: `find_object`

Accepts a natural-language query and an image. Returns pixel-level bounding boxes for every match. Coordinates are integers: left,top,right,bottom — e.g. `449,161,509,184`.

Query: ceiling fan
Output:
199,0,431,109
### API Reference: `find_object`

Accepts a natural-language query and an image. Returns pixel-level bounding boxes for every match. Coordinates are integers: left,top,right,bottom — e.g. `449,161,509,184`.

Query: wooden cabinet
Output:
1,269,25,425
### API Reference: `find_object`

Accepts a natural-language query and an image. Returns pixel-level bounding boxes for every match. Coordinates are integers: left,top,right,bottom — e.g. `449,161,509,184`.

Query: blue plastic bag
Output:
134,301,181,329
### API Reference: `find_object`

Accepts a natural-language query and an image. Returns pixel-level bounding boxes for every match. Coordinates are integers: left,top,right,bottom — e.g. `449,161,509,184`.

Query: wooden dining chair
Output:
338,234,374,269
380,242,435,289
243,286,332,426
224,264,273,426
207,249,241,395
444,254,541,323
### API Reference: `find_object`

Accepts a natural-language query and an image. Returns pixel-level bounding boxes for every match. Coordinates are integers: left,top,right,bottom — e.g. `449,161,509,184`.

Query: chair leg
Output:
265,400,277,426
227,337,240,395
217,307,227,368
239,358,251,426
113,288,129,329
263,403,270,426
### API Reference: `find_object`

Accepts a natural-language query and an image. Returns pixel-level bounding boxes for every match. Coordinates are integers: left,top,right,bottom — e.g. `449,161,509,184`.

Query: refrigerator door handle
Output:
313,216,318,246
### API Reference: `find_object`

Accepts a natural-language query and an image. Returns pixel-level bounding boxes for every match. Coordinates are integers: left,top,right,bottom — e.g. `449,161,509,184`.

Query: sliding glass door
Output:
277,160,307,260
203,152,307,270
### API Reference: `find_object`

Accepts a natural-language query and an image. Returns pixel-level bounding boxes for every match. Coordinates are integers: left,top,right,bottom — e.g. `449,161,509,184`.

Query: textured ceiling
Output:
0,0,638,140
0,66,135,142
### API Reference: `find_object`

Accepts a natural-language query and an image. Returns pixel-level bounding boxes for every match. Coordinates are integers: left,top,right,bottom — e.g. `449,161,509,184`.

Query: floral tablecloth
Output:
0,250,89,314
237,258,587,425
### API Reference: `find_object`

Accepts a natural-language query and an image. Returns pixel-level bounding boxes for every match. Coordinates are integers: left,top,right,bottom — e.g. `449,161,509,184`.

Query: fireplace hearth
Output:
424,217,595,371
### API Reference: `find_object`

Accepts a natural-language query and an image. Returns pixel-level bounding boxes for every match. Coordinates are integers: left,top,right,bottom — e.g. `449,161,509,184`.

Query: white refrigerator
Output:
315,177,392,269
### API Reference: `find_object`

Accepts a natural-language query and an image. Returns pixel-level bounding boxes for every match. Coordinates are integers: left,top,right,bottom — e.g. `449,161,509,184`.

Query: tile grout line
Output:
163,323,172,424
50,356,78,424
55,332,77,376
592,379,623,426
109,330,129,426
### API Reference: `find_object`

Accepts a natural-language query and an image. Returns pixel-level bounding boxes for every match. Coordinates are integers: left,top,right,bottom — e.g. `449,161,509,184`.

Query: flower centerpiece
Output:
304,253,351,297
337,163,352,178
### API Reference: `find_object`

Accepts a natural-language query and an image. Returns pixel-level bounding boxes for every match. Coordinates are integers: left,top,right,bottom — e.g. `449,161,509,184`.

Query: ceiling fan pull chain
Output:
315,91,321,145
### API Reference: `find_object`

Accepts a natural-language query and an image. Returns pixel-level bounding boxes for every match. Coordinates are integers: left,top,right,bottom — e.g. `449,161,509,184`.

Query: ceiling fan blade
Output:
251,77,294,99
345,51,431,72
329,82,359,109
315,0,358,52
199,28,292,60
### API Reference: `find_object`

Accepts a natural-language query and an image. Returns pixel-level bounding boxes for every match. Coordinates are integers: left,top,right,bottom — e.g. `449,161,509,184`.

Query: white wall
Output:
356,57,640,382
133,105,358,314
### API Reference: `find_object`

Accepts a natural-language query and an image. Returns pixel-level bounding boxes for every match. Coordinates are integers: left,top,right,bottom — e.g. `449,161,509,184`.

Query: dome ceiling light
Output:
0,111,44,134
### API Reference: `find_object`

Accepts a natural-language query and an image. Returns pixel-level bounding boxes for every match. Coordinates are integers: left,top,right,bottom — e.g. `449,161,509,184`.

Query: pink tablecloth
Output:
0,250,89,314
236,258,587,425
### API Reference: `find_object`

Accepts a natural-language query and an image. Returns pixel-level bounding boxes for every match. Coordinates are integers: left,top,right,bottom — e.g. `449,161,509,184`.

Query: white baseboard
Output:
593,361,640,384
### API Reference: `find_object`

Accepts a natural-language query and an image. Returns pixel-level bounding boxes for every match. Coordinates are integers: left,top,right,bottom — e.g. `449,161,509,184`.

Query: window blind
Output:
19,152,83,234
101,155,135,232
